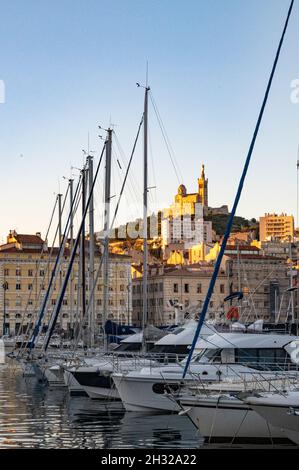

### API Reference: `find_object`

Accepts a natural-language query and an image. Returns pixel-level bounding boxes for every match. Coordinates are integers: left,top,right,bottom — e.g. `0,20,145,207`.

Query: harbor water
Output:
0,359,202,449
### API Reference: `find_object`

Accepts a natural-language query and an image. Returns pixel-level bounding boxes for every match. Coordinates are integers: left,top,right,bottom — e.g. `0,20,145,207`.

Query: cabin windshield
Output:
235,347,296,370
192,348,222,363
113,342,142,352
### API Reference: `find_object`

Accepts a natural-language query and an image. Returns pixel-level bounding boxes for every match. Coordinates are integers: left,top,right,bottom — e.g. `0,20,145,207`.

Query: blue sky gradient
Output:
0,0,298,241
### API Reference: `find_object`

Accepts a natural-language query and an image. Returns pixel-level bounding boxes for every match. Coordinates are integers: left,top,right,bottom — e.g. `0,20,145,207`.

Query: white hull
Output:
63,370,86,395
180,395,287,441
83,385,120,400
112,373,183,412
246,392,299,445
44,366,66,387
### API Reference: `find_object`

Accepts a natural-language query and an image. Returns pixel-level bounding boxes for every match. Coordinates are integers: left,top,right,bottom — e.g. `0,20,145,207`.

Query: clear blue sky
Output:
0,0,299,242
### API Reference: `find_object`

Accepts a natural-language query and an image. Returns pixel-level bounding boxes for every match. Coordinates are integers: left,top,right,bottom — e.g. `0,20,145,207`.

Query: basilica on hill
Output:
164,164,228,219
173,164,208,216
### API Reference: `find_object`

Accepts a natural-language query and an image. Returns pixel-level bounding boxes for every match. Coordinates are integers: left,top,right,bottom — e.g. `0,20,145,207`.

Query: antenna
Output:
146,60,149,87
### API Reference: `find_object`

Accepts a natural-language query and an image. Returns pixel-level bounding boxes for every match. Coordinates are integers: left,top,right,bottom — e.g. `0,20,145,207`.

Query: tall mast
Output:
103,129,112,352
81,167,87,331
58,193,62,244
69,178,74,336
88,155,95,347
58,193,63,292
142,85,150,348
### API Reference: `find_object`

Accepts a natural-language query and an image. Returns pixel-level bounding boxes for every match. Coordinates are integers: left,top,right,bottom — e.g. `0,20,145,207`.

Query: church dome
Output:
178,184,187,196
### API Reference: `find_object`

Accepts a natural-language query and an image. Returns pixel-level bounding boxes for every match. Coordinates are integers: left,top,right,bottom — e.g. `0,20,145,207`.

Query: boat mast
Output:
87,154,95,348
81,166,87,335
69,178,74,337
58,192,63,291
103,129,112,352
142,85,150,350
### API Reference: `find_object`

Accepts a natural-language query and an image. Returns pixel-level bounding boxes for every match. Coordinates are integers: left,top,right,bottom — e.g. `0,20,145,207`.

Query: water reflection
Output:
0,362,200,449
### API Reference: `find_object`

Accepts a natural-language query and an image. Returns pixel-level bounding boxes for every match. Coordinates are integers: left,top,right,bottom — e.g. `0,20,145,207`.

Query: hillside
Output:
205,214,258,237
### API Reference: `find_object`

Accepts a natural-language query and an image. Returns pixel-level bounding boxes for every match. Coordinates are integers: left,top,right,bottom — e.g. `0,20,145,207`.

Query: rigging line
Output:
70,115,144,354
29,174,83,353
36,176,84,344
240,259,279,323
14,195,59,350
183,0,295,379
16,186,71,355
149,91,183,184
113,131,142,203
43,142,106,351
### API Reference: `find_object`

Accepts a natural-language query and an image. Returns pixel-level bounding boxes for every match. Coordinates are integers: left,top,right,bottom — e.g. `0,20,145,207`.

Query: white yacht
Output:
65,331,156,400
67,320,214,400
244,390,299,445
112,333,299,413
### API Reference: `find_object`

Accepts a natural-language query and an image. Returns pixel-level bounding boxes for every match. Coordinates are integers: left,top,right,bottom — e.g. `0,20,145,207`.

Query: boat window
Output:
235,348,296,370
152,383,181,395
113,342,141,352
235,348,258,363
258,349,275,365
150,344,189,355
194,348,222,363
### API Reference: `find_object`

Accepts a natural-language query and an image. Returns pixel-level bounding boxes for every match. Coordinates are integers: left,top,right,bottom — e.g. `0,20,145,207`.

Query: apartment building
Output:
259,213,294,242
0,231,132,336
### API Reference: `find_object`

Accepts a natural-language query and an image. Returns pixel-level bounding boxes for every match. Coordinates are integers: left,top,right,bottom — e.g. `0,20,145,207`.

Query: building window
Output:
28,284,33,290
16,269,21,276
159,283,163,292
28,270,33,277
97,299,102,306
120,285,125,291
4,269,9,276
220,284,225,294
62,299,68,306
40,270,45,277
184,284,189,293
16,283,21,290
197,283,202,294
120,299,125,305
51,299,56,305
173,283,178,293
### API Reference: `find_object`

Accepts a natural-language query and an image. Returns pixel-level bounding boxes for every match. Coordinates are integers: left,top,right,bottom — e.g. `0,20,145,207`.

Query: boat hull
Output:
179,395,288,442
112,373,185,412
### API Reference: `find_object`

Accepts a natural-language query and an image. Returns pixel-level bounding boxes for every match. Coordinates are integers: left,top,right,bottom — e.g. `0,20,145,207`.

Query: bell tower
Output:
198,164,208,209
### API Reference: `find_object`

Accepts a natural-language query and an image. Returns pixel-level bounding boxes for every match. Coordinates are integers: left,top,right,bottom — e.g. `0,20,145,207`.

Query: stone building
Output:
259,213,294,242
131,252,296,326
0,231,132,336
223,253,294,322
131,263,228,326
